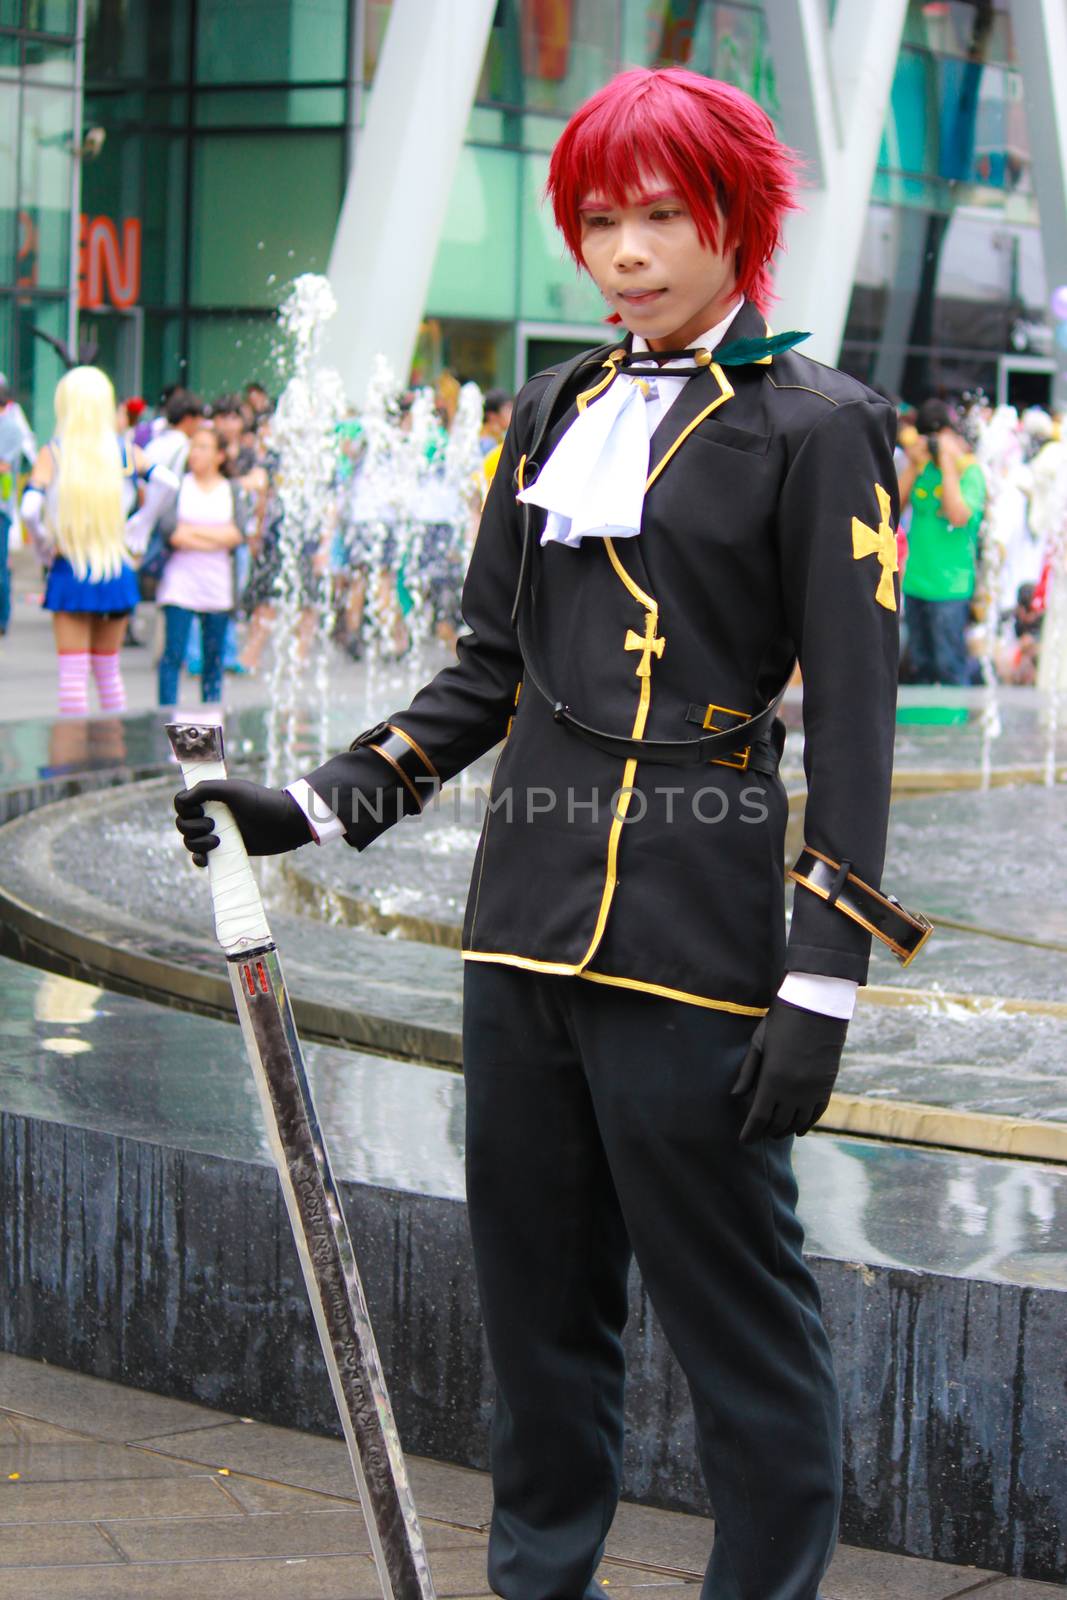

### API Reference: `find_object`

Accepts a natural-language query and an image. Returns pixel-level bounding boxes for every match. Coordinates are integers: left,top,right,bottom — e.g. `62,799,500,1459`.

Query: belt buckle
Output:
702,702,751,771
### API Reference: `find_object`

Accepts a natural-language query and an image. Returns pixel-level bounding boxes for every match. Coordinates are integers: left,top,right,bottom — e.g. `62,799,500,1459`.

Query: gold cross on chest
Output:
851,482,898,612
624,612,665,678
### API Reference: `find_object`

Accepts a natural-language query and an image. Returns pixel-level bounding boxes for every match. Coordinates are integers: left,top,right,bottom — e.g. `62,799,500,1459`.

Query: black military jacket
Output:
307,299,900,1015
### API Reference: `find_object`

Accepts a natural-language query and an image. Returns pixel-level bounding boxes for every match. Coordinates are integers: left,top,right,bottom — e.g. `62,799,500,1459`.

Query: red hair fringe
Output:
547,68,800,313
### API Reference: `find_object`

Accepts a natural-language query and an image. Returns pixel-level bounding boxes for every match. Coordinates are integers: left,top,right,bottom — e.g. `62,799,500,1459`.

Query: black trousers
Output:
462,962,841,1600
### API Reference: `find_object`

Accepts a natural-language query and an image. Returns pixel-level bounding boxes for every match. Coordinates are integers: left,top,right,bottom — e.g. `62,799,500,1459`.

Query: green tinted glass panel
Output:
425,145,518,321
141,311,185,404
0,81,17,282
0,34,19,72
85,0,189,83
0,297,13,385
197,0,348,85
522,113,565,154
190,131,343,308
466,106,507,145
188,313,278,398
363,0,391,85
194,87,345,127
23,37,75,84
0,0,20,26
519,0,618,116
26,0,75,33
518,152,604,324
620,2,777,112
15,295,66,442
19,86,74,290
877,44,1032,210
81,115,186,308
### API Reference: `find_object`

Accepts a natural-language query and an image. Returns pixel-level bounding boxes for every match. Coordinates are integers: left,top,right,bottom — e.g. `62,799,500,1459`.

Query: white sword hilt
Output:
166,719,273,956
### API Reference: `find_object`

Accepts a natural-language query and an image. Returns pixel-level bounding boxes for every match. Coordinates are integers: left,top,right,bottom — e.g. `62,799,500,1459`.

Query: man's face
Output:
215,409,242,444
578,171,738,351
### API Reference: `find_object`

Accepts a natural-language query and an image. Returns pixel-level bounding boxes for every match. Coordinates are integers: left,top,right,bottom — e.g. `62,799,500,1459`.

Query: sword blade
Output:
167,718,435,1600
229,946,435,1600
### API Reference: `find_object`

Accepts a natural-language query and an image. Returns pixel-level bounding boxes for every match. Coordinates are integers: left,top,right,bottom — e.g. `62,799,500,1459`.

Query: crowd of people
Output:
7,351,1067,718
893,392,1066,690
2,365,513,721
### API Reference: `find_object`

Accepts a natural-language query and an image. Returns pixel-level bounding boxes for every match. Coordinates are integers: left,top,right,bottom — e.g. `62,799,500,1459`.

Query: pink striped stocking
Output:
57,651,91,717
90,651,127,713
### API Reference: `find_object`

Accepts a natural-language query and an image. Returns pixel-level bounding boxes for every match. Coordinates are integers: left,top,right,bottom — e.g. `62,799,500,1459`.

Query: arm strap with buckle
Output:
788,846,933,966
349,721,440,812
509,345,787,770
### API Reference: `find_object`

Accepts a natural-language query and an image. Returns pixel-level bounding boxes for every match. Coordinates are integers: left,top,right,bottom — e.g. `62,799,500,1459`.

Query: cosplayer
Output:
21,366,177,717
176,69,927,1600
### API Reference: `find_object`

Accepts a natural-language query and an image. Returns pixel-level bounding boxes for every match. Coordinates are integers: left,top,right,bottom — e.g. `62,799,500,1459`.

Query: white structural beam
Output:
327,0,497,402
1009,0,1067,411
768,0,909,365
761,0,837,188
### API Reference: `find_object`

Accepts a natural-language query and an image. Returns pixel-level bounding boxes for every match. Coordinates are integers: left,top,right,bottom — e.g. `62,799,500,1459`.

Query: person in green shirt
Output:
898,398,986,684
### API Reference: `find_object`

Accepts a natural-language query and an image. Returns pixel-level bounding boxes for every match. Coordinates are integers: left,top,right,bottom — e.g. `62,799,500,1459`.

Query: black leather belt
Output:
789,846,933,966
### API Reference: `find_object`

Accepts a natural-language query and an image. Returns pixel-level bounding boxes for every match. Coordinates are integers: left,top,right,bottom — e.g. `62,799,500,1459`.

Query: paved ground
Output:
0,1355,1059,1600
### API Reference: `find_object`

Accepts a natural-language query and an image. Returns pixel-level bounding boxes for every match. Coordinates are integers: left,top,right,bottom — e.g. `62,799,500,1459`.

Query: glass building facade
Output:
0,0,1052,438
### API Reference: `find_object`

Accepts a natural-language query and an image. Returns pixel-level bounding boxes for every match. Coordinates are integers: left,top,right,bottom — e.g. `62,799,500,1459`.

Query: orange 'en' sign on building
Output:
78,215,142,310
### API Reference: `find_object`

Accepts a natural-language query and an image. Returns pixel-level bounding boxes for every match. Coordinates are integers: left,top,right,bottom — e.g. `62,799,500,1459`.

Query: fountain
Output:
3,285,1067,1583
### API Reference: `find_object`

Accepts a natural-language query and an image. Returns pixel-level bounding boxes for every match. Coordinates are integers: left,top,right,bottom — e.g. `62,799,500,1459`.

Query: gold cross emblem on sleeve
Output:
851,482,898,612
624,612,665,678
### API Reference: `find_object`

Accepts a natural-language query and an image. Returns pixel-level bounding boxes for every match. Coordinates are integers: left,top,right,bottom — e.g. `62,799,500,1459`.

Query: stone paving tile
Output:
0,1521,121,1568
594,1585,699,1598
406,1456,494,1531
216,1476,355,1515
2,1416,100,1445
0,1553,382,1600
104,1507,374,1562
602,1500,711,1574
132,1420,362,1502
213,1473,487,1551
133,1423,498,1529
0,1355,239,1446
822,1543,999,1599
0,1440,202,1483
0,1473,233,1525
425,1544,493,1596
980,1584,1067,1597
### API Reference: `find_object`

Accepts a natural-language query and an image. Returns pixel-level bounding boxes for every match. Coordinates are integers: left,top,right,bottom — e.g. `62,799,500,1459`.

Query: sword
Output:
166,717,436,1600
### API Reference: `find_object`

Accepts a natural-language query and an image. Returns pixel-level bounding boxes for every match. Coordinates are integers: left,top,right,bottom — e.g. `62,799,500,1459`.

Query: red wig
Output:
547,68,800,312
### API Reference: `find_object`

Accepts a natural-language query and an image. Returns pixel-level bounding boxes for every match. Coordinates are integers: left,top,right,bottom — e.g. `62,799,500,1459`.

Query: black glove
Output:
174,779,313,867
731,998,848,1145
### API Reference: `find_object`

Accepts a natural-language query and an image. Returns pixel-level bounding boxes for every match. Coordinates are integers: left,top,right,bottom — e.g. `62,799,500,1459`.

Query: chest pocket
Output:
690,419,771,457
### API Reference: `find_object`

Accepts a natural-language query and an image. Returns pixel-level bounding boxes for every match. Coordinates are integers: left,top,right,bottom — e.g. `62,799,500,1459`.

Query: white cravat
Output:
518,372,657,549
519,299,745,551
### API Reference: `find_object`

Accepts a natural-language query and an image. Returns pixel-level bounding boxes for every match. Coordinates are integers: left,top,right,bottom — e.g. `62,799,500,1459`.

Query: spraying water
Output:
265,274,346,789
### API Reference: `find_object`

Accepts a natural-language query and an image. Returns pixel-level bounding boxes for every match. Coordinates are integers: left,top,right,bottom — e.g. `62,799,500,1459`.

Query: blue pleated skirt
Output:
43,555,140,615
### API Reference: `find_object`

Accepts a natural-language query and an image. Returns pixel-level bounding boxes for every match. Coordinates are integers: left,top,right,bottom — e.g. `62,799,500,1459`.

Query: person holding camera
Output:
897,397,986,684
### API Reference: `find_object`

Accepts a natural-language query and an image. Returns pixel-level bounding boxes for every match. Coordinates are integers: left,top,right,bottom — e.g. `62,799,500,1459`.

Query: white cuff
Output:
777,972,858,1021
285,778,345,845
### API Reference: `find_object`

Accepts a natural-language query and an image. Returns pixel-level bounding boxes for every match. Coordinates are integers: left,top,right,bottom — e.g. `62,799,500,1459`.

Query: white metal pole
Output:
67,0,87,360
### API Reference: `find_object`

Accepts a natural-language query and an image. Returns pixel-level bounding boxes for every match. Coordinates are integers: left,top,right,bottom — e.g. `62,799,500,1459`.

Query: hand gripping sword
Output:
166,718,435,1600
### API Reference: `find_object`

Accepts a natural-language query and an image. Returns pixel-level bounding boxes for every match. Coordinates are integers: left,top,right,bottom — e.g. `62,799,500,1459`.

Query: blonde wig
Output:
53,366,125,580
